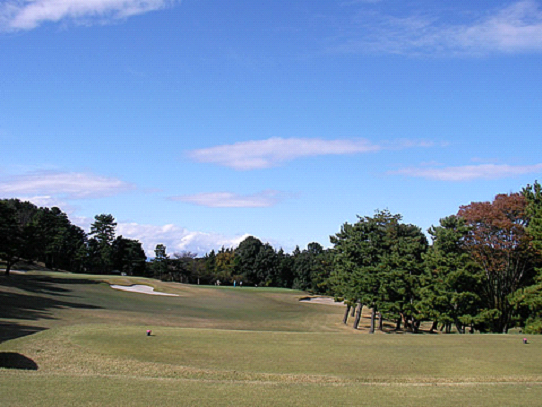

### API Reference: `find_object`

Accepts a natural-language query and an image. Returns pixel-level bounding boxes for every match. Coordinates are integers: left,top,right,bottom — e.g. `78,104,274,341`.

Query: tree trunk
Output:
378,312,383,331
454,320,464,334
353,303,362,330
403,316,410,331
369,307,376,334
430,321,438,333
351,305,356,317
395,317,402,331
412,319,420,333
4,258,15,276
343,304,351,325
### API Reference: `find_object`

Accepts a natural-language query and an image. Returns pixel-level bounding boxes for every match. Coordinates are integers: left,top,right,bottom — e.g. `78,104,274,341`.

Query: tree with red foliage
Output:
458,193,537,333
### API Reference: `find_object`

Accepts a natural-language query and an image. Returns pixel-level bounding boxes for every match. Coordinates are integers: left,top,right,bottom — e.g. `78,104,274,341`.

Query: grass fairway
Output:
1,271,542,406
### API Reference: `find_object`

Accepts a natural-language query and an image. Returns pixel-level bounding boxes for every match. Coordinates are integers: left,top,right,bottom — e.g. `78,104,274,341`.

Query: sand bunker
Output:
299,297,343,306
110,285,179,296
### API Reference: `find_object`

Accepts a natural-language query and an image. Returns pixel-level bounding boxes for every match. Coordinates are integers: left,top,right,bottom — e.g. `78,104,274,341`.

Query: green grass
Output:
2,271,542,406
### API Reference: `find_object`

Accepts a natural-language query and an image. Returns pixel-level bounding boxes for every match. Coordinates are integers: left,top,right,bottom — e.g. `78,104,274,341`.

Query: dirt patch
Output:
299,297,343,306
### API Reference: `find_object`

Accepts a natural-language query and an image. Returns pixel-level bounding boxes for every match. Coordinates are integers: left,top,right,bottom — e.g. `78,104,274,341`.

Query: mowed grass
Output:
1,271,542,406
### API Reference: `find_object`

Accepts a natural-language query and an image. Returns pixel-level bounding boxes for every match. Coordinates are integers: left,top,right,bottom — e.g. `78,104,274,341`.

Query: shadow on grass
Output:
0,322,47,343
2,273,100,296
0,352,38,370
0,274,102,343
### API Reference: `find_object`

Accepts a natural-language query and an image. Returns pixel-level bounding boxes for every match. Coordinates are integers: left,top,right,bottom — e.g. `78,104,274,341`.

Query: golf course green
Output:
1,271,541,406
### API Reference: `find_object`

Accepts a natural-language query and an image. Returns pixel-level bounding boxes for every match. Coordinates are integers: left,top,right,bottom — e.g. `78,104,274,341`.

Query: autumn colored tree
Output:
458,193,537,333
215,246,236,284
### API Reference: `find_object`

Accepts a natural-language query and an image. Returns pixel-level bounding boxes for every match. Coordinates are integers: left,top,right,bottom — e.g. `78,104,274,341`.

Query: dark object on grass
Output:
0,352,38,370
147,330,152,336
523,337,528,344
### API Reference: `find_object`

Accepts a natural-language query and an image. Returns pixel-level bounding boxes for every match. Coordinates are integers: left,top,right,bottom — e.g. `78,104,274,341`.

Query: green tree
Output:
275,248,295,288
377,222,428,332
205,250,217,279
170,251,198,283
418,216,483,333
235,236,264,285
1,199,42,265
33,207,86,271
511,182,542,333
253,243,279,286
0,201,23,276
330,210,428,332
153,244,168,280
88,214,117,274
330,210,402,333
292,243,332,294
524,181,542,254
111,236,147,276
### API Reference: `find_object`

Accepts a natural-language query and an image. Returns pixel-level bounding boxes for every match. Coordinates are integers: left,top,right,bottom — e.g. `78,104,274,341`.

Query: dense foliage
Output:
3,181,542,333
0,200,145,276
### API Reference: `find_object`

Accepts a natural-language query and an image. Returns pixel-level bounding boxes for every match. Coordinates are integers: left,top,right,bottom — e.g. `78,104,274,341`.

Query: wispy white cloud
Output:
18,195,71,210
188,137,434,170
0,0,178,31
170,190,290,208
189,137,379,170
392,163,542,181
337,0,542,56
116,222,251,256
0,171,134,199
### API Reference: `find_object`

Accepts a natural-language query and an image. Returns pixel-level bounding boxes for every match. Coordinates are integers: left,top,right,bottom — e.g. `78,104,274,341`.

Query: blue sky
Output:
1,0,542,256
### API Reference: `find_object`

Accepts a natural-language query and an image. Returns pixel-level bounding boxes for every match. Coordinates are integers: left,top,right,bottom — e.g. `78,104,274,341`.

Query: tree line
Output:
150,237,332,293
0,199,331,293
1,181,542,334
0,200,146,276
330,182,542,335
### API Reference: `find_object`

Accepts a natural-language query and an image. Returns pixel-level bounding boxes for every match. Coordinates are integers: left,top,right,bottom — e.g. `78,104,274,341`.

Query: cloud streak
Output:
170,190,290,208
188,137,434,170
0,0,178,31
393,163,542,181
0,171,134,198
338,0,542,56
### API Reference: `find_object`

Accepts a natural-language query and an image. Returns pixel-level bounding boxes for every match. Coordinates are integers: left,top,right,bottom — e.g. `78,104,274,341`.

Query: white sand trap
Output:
299,297,344,306
111,284,179,296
